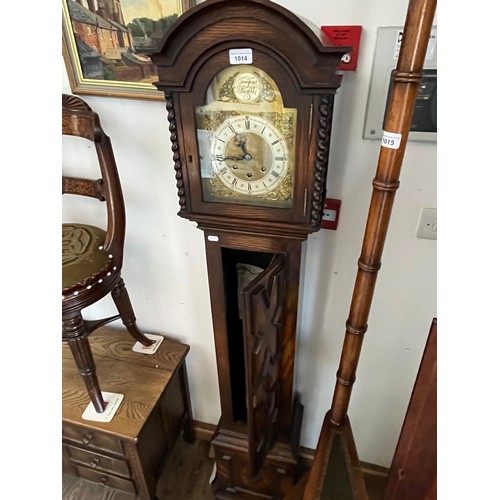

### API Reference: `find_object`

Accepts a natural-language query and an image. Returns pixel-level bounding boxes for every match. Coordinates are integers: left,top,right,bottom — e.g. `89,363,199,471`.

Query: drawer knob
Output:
82,433,94,444
99,477,108,485
90,458,100,468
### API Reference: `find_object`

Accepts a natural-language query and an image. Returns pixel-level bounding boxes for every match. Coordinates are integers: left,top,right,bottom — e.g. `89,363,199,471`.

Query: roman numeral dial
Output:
210,115,289,197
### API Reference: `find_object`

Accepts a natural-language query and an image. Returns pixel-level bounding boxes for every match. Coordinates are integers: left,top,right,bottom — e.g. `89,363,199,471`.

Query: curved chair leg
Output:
111,278,154,346
63,312,106,413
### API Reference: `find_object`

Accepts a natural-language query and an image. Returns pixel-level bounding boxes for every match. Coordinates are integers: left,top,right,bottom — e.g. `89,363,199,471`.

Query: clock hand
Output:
238,143,252,159
222,154,246,161
221,147,251,163
234,134,252,160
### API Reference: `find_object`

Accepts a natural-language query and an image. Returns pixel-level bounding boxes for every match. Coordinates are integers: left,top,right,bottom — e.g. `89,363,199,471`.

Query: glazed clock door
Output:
240,254,285,478
196,65,297,209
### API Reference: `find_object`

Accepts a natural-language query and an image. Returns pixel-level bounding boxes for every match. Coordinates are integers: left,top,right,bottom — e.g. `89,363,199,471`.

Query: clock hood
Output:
149,0,349,236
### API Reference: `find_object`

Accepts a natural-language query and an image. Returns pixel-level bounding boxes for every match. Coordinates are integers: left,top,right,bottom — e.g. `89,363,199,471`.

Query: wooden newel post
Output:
331,0,437,425
299,0,437,498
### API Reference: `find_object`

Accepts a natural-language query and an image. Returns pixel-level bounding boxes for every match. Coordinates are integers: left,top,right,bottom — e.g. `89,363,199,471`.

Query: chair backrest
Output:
62,94,125,268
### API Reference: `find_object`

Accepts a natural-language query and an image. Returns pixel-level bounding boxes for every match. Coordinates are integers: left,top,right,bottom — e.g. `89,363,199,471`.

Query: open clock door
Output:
240,254,285,479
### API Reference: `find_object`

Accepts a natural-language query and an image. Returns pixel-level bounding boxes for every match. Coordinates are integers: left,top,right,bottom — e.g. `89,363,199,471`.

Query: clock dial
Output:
211,115,289,196
196,65,296,208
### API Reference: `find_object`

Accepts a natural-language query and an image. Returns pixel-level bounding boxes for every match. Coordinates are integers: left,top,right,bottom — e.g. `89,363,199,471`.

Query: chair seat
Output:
62,223,117,298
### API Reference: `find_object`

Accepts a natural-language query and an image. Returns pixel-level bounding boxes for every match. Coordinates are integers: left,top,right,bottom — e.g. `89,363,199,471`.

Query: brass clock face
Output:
196,65,296,208
210,115,289,197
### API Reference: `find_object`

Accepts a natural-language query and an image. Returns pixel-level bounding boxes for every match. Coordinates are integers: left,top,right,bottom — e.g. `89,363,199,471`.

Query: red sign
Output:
321,25,362,71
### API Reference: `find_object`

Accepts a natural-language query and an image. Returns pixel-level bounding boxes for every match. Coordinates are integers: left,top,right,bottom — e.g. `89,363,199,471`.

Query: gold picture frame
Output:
62,0,196,101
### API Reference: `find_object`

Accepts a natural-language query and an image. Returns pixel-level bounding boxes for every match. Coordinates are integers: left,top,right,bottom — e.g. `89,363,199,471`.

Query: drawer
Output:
64,443,131,478
62,422,124,456
74,464,137,495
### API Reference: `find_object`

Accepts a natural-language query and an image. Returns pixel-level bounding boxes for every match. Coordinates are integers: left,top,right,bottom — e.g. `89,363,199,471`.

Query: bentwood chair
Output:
62,94,153,413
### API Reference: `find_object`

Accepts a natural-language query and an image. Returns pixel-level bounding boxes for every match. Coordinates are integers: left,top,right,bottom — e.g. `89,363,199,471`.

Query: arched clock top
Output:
150,0,350,93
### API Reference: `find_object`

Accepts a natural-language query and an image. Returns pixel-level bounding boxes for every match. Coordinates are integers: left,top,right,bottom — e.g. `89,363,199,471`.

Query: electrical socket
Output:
416,208,437,240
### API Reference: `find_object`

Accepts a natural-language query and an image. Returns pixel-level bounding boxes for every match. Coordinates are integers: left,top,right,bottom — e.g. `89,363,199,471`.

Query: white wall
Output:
62,0,436,468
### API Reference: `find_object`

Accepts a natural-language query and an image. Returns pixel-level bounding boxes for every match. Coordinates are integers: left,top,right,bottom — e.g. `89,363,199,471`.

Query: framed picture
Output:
62,0,196,100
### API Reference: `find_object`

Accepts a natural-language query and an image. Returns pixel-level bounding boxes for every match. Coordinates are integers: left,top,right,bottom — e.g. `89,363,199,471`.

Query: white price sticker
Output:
381,130,402,149
229,48,253,65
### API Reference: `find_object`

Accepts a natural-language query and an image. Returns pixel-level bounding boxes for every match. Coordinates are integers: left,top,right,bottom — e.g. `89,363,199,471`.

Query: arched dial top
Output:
196,65,296,208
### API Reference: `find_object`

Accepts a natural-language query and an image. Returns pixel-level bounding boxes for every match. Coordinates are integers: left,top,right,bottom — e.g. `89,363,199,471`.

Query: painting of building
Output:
65,0,182,83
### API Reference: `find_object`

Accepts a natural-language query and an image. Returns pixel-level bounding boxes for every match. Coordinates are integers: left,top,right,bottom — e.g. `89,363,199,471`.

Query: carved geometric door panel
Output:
240,254,285,479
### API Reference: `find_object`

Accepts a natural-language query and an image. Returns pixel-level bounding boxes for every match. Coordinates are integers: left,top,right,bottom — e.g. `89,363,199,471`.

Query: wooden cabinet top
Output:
62,327,190,441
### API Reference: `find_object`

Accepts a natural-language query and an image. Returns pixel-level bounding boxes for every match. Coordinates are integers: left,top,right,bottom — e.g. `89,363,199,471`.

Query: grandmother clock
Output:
151,1,349,497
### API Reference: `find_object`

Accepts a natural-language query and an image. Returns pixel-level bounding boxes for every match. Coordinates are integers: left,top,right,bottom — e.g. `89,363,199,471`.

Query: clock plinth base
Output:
211,427,300,499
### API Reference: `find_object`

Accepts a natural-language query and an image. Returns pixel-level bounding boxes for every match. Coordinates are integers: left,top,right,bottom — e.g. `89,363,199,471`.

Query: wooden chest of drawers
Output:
62,327,194,499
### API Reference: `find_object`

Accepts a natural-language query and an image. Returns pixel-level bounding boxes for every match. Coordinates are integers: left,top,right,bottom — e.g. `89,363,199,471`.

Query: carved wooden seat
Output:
62,94,153,413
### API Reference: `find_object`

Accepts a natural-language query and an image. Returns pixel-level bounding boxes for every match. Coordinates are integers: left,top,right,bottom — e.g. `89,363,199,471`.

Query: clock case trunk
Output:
203,229,303,498
151,1,349,497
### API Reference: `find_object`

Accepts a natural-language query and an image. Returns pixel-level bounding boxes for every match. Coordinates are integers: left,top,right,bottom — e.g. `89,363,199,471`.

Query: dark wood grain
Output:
63,434,388,500
63,328,190,441
63,327,194,499
62,437,216,500
383,319,437,500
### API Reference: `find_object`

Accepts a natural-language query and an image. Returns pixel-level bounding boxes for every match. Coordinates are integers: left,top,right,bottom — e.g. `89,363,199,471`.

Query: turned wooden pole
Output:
299,2,437,499
330,0,437,425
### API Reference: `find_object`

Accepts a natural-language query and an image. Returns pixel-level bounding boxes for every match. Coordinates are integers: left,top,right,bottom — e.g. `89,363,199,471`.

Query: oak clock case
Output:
151,0,349,497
